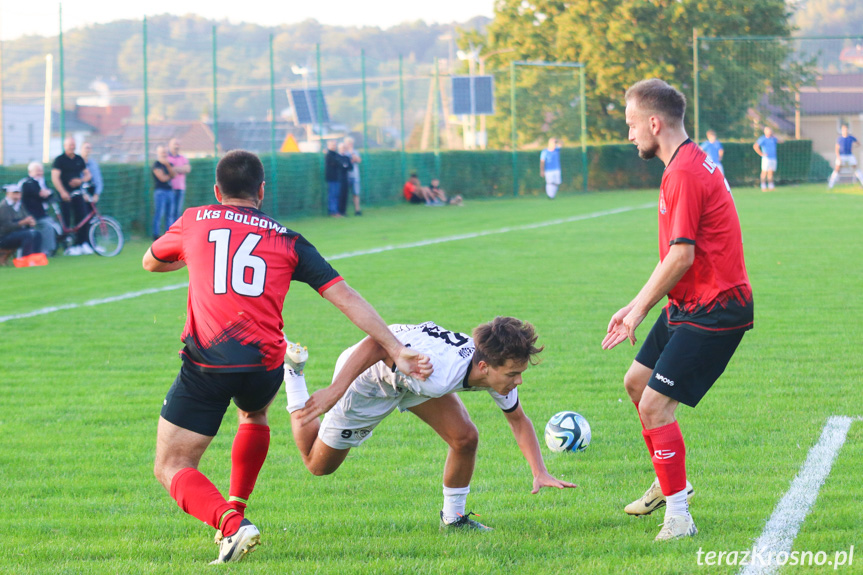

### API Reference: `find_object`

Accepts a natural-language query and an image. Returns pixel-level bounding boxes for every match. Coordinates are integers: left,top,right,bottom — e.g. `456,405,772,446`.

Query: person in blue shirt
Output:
753,126,778,191
540,138,562,199
699,130,724,174
81,142,103,203
828,124,863,188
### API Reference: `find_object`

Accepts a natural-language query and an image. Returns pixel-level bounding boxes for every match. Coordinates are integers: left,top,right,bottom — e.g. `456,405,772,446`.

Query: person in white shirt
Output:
286,317,576,530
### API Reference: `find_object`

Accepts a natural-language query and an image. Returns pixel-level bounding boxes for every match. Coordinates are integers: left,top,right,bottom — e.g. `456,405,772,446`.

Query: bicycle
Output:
49,188,124,257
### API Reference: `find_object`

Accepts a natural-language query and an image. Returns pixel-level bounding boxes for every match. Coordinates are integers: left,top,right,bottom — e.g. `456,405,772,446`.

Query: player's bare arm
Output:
503,404,577,493
603,244,694,350
295,336,388,426
142,247,187,272
322,281,432,380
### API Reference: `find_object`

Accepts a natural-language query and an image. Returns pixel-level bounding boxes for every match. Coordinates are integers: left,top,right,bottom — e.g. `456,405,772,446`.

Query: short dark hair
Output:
625,79,686,127
216,150,265,200
472,316,543,368
410,172,418,179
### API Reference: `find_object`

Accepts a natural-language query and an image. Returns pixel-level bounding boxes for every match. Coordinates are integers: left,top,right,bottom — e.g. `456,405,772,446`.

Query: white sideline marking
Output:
738,416,861,575
0,202,654,324
0,284,189,323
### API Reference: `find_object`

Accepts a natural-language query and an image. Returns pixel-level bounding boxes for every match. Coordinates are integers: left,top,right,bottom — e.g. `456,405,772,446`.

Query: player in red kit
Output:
603,79,753,541
143,150,432,564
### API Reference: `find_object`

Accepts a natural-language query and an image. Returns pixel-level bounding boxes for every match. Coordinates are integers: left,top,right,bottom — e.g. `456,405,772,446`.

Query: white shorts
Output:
318,346,429,449
544,169,561,186
761,158,777,173
836,154,858,168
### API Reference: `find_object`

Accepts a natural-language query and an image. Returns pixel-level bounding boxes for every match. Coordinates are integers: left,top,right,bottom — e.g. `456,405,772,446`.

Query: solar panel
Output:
451,75,495,116
288,89,330,125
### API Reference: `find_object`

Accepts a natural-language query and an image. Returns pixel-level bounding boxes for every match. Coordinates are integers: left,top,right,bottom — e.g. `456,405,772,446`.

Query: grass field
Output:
1,184,861,574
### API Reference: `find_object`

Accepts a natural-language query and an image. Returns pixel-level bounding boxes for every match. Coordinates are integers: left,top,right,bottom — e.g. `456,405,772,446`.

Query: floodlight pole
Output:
399,55,406,183
269,33,277,214
143,17,149,166
361,48,368,157
433,58,440,177
0,34,4,165
212,25,218,157
316,44,323,151
59,3,65,143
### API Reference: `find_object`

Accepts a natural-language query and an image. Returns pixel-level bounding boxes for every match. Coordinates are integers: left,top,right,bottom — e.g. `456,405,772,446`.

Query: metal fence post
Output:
693,28,700,144
510,61,517,197
580,65,588,193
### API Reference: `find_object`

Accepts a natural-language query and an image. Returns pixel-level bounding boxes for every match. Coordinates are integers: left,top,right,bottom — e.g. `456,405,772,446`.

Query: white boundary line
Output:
738,415,862,575
0,202,653,325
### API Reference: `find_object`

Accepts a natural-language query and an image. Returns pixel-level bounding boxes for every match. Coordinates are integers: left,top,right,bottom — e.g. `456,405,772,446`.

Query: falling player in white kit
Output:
286,317,576,529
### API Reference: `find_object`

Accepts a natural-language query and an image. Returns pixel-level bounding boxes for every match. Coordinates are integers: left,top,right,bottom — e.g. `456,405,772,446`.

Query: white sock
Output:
829,171,839,188
285,369,310,413
546,184,558,198
441,485,470,524
665,488,689,518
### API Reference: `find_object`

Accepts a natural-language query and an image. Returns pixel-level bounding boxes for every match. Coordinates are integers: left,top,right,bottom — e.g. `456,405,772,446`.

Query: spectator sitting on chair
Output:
828,124,863,189
51,136,92,255
19,162,57,256
429,179,464,206
403,174,436,205
0,184,42,265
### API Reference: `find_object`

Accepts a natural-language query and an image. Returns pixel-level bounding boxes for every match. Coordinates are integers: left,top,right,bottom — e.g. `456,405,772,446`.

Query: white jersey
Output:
352,322,519,411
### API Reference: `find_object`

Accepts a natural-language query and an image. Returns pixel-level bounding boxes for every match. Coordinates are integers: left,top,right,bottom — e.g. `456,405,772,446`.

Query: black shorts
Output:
635,313,744,408
409,193,425,204
160,361,284,436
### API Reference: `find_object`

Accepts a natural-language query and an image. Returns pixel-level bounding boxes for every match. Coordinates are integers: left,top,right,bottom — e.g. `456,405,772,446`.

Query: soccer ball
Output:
544,411,591,453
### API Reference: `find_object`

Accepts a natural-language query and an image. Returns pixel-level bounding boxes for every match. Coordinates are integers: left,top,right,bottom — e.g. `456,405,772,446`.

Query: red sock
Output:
645,421,687,496
170,467,244,536
229,423,270,515
633,402,654,456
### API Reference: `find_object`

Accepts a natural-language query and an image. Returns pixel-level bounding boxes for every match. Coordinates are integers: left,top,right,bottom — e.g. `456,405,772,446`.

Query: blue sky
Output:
1,0,496,40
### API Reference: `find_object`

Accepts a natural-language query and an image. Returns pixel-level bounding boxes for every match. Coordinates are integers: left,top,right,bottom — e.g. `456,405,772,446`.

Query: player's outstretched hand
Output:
602,305,632,350
531,471,577,494
296,387,342,426
394,346,433,380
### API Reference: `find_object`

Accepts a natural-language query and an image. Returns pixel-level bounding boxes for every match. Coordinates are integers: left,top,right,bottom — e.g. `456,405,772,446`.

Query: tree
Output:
470,0,799,144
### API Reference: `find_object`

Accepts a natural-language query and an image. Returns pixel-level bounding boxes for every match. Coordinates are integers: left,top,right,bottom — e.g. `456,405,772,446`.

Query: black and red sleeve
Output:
292,234,343,294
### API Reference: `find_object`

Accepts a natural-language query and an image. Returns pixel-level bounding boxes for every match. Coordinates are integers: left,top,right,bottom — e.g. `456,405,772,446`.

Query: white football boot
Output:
624,477,694,516
210,518,260,564
284,339,309,375
655,514,698,541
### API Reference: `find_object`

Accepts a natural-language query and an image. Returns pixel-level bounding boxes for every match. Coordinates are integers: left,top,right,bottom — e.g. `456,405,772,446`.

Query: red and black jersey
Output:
659,140,753,333
150,204,343,372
